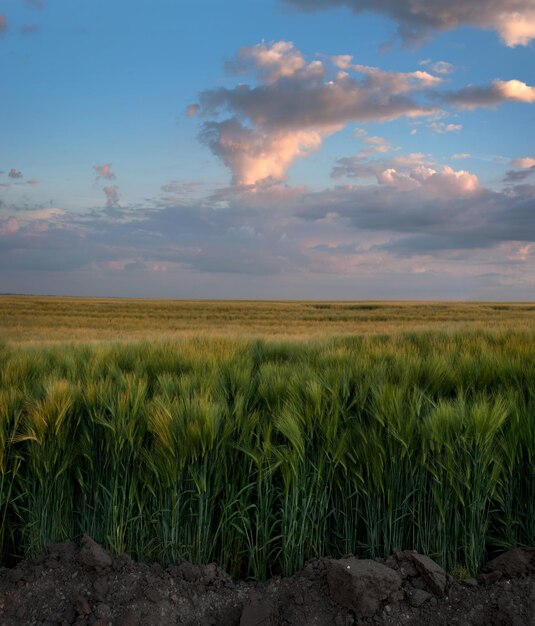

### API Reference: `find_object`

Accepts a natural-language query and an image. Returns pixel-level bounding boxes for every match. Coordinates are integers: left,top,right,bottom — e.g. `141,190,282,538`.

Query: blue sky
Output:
1,0,535,299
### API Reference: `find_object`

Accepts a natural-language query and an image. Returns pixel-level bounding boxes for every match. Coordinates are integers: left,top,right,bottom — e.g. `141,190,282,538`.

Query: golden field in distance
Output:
2,295,535,344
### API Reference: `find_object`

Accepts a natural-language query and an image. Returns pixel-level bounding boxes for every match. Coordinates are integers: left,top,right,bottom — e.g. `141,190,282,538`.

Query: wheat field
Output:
1,296,534,578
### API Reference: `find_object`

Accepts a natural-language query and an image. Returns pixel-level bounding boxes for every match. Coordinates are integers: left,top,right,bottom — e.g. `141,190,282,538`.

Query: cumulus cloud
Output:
444,80,535,109
194,41,444,185
94,163,116,180
225,40,306,84
8,168,23,179
201,118,324,186
193,40,535,186
282,0,535,46
332,151,479,197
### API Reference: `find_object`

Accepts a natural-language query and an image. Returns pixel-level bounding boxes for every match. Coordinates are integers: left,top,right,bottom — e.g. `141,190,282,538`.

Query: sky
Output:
1,0,535,300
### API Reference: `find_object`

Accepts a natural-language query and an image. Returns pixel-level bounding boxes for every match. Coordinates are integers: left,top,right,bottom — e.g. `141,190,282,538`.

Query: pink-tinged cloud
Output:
8,168,23,179
283,0,535,46
103,185,119,208
415,166,480,197
26,179,40,185
201,118,325,185
226,40,307,83
378,165,480,197
196,41,441,185
0,218,20,235
186,104,200,117
504,157,535,182
512,156,535,169
333,151,478,197
194,40,535,186
94,163,116,180
0,14,7,34
445,79,535,109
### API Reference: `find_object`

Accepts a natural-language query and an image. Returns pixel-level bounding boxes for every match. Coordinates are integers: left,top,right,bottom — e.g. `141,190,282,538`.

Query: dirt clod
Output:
78,536,112,571
412,553,448,597
326,557,402,617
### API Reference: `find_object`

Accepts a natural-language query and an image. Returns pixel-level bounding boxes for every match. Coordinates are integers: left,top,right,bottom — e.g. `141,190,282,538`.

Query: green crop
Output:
0,329,534,577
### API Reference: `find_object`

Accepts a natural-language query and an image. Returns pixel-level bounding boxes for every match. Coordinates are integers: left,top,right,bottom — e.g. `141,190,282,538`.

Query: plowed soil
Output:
1,538,534,625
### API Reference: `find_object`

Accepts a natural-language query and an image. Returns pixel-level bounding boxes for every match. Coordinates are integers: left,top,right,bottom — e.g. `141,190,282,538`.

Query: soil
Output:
1,537,534,625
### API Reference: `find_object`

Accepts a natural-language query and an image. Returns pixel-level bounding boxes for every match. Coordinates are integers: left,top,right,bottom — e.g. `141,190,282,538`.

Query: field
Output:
1,296,535,580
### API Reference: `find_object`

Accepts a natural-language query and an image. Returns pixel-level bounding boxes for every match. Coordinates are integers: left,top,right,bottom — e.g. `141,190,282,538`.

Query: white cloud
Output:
429,122,462,134
426,61,455,75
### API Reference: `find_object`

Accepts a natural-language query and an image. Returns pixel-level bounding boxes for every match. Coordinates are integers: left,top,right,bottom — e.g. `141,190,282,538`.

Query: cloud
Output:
420,60,455,75
337,130,399,168
93,163,116,180
512,156,535,169
444,79,535,109
225,40,306,84
503,166,535,182
282,0,535,46
26,179,40,185
429,122,462,133
332,152,479,197
331,56,443,91
0,218,20,236
8,168,23,179
194,41,443,185
201,118,324,185
103,186,120,208
2,167,535,299
452,153,471,159
193,40,535,187
160,181,204,196
298,177,535,261
357,132,397,156
0,14,6,35
186,104,200,118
